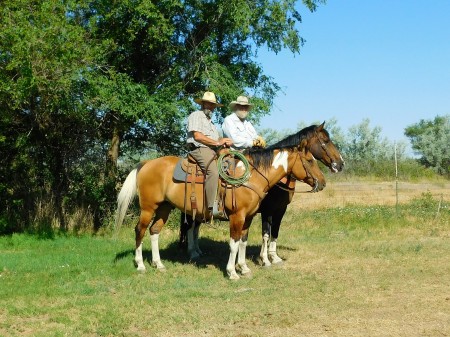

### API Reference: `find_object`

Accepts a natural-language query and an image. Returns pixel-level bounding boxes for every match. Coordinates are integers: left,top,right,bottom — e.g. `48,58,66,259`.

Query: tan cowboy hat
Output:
194,91,223,107
229,95,253,110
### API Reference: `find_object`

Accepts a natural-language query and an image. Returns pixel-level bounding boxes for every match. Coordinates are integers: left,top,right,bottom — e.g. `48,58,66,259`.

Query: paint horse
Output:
179,123,344,266
115,141,326,280
259,122,345,267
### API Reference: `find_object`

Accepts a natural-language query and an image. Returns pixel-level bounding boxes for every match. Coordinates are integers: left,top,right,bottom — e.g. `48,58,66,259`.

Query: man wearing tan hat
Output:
222,95,266,150
187,91,233,213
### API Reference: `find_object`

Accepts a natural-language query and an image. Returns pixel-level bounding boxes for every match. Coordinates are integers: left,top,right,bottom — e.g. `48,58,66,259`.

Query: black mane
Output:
267,124,324,149
243,124,326,170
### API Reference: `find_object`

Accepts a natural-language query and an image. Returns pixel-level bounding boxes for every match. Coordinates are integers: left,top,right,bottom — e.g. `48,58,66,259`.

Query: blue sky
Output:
257,0,450,145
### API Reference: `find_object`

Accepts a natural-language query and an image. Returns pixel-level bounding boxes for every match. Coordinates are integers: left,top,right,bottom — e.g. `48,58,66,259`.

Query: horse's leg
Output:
260,212,272,267
237,226,252,276
193,221,203,256
226,215,245,280
226,237,240,280
149,202,173,271
179,212,189,250
135,209,154,271
186,218,200,260
268,206,287,265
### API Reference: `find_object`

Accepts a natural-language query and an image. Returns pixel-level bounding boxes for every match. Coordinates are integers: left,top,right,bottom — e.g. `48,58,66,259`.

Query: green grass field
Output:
1,193,449,337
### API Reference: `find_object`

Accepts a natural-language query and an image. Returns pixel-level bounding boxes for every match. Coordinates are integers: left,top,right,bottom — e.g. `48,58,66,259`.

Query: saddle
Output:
173,155,205,183
173,150,234,221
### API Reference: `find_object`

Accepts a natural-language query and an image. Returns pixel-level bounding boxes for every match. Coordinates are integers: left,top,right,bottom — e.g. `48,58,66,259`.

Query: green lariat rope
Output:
217,150,251,185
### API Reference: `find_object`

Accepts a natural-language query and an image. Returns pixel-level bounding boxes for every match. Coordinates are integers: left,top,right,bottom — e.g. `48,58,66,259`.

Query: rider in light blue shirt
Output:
222,96,266,150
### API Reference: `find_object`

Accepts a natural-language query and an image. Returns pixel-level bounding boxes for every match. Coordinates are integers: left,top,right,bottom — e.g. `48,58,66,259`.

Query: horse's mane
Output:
268,124,329,149
243,124,327,170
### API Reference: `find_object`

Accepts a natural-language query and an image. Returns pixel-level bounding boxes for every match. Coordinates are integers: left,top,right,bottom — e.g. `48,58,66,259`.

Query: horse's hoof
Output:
238,265,252,275
152,261,166,271
269,255,283,265
271,259,284,266
157,267,167,273
240,271,253,279
136,266,146,273
259,257,272,267
227,270,240,280
189,250,200,261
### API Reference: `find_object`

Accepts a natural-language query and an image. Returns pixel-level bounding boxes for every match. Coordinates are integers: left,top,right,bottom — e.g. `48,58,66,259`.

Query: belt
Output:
187,143,198,151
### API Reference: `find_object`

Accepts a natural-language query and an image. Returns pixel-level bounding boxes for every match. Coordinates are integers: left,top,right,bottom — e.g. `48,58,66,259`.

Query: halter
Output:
294,149,320,192
314,130,335,164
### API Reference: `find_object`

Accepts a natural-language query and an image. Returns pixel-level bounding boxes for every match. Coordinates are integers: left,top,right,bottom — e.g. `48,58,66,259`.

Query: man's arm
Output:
193,131,232,148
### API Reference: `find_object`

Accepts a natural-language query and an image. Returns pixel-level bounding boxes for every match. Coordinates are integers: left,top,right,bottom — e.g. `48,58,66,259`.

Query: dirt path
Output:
291,180,450,210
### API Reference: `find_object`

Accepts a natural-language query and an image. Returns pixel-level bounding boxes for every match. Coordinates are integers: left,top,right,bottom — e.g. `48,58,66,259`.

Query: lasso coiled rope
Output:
217,150,251,185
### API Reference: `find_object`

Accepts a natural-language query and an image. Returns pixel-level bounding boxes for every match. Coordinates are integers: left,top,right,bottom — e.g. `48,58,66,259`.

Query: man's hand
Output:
218,137,233,148
253,136,266,148
257,136,266,148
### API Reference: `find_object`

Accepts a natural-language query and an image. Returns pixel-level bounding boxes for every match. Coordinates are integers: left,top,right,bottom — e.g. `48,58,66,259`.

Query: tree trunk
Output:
95,125,121,231
107,125,121,180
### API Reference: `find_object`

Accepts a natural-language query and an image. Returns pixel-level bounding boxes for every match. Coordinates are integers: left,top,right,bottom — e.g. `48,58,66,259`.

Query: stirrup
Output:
212,200,227,219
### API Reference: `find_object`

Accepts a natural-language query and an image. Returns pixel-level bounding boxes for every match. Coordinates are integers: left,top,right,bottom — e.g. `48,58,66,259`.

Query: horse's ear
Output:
317,121,325,131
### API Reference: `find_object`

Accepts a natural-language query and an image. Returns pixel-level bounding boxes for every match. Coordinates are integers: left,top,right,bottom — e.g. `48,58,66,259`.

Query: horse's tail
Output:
115,168,138,231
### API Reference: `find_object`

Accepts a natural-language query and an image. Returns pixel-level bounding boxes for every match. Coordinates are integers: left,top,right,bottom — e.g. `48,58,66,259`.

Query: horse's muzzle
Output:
310,179,326,193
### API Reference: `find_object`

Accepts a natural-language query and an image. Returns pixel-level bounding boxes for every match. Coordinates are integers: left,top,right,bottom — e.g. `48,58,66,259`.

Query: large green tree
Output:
0,0,326,233
80,0,326,163
0,0,101,230
405,115,449,176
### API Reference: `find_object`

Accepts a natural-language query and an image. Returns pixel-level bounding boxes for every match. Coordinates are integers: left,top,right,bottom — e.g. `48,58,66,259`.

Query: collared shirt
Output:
222,112,258,150
187,110,220,148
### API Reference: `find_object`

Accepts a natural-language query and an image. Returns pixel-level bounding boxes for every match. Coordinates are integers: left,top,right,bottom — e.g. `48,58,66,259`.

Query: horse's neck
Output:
249,151,292,192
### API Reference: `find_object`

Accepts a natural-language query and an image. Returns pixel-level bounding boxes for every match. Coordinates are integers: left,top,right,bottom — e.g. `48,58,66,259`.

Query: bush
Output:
329,158,444,181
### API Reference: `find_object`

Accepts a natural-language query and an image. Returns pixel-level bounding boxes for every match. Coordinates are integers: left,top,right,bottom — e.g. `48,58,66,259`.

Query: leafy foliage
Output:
0,0,326,234
405,115,449,176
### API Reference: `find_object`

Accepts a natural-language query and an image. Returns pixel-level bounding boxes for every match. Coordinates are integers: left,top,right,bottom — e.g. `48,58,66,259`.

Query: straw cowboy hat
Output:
194,91,223,107
229,95,253,110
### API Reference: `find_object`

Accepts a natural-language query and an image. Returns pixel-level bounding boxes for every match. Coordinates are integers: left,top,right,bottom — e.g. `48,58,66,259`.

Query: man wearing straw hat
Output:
187,91,233,213
222,95,266,150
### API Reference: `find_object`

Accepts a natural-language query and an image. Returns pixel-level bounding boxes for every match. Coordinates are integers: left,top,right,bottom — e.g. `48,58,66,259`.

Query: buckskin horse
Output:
180,122,344,267
115,140,326,280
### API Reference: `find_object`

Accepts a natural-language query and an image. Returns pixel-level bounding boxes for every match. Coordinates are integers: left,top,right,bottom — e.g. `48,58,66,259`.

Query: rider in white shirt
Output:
222,96,266,150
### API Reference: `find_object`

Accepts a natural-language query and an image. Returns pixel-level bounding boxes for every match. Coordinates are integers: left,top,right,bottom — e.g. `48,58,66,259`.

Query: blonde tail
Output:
115,169,138,231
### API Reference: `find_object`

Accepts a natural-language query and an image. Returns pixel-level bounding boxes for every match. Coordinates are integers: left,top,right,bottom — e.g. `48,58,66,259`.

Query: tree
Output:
0,0,102,230
0,0,327,233
78,0,327,160
344,119,389,161
405,115,450,176
78,0,328,216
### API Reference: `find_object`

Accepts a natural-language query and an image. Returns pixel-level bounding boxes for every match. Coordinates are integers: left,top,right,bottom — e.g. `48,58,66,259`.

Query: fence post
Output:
394,142,399,215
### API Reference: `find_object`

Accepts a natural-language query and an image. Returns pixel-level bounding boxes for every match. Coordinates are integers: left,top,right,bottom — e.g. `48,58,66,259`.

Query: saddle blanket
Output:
173,158,204,183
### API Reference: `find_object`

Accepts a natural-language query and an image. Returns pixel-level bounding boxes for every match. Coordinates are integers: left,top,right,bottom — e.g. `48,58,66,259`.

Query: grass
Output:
1,194,449,337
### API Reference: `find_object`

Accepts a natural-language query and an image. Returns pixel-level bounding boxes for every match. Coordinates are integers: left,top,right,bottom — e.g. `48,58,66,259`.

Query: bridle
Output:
284,149,320,193
314,130,343,173
314,130,334,164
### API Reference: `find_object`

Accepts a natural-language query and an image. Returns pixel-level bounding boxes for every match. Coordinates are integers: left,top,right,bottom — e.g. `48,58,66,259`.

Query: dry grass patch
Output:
294,180,450,210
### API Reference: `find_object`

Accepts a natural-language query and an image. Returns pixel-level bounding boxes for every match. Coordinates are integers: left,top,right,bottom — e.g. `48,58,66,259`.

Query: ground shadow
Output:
114,238,269,277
